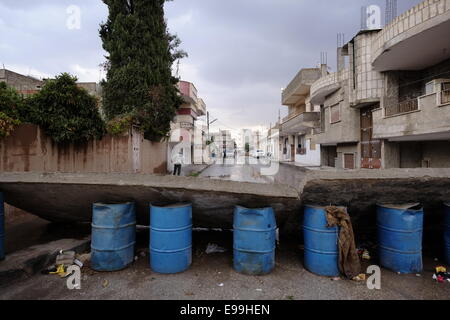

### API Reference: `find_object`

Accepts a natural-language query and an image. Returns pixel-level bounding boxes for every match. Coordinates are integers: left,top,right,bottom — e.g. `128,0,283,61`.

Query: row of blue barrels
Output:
91,202,193,273
304,203,450,276
90,202,277,275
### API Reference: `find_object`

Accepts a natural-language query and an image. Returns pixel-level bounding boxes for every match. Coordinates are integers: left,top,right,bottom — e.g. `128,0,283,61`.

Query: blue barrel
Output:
0,192,4,261
444,203,450,265
303,205,340,277
91,202,136,271
150,202,192,274
233,206,276,275
377,203,423,274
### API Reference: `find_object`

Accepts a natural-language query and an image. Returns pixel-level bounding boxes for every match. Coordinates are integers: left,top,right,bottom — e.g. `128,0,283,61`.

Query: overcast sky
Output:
0,0,423,132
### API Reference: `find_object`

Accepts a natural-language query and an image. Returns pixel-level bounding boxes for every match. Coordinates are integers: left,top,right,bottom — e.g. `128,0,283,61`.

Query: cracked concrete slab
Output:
1,168,450,238
0,172,301,233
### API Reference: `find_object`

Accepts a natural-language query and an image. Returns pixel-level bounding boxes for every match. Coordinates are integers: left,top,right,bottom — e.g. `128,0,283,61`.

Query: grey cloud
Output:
0,0,423,128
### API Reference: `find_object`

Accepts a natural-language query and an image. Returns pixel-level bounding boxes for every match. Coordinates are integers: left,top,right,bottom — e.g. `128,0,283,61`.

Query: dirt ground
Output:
0,224,449,300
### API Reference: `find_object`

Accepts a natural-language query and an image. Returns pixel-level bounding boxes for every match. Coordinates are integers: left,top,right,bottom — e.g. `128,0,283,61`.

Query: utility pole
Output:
207,111,217,141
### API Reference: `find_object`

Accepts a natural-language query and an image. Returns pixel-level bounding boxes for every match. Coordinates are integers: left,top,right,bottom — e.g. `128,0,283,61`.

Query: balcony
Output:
373,90,450,140
372,0,450,71
282,68,321,105
280,111,320,135
310,69,349,105
178,81,198,105
384,98,419,117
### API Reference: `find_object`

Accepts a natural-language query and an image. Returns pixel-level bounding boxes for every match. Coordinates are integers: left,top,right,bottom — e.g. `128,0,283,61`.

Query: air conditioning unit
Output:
425,79,450,95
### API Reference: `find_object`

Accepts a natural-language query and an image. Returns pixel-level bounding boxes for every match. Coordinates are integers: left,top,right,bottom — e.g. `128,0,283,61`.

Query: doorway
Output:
360,106,381,169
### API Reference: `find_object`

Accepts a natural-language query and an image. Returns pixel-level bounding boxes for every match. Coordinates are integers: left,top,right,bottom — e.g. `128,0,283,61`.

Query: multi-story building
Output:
371,0,450,168
280,68,322,165
309,0,450,169
168,80,207,167
266,123,280,159
311,29,384,169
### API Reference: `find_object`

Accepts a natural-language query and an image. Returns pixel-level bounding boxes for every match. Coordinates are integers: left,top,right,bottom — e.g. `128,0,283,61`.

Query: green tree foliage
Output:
106,113,134,135
28,73,105,144
0,82,24,137
0,112,20,138
0,82,24,120
100,0,187,141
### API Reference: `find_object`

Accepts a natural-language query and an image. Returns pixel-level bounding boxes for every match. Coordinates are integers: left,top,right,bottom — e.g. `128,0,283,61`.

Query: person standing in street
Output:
173,149,183,176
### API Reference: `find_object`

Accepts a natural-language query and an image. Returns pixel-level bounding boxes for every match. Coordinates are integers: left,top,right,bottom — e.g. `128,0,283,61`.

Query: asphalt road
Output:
199,156,271,184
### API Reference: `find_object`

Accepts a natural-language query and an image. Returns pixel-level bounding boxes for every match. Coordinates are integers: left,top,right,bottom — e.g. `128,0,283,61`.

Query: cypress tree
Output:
100,0,186,141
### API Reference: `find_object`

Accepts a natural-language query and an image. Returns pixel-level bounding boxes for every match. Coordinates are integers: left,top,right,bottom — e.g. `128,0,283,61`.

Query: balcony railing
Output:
282,111,304,123
385,98,419,117
441,89,450,105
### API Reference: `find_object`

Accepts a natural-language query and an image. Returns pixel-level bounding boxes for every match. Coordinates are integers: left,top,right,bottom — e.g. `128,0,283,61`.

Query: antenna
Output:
320,52,328,65
337,33,345,48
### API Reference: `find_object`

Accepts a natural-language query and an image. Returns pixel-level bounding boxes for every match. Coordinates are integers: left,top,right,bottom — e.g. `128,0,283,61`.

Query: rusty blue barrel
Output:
377,203,423,274
150,202,192,274
445,203,450,265
91,202,136,271
233,206,277,275
0,192,4,261
303,205,340,277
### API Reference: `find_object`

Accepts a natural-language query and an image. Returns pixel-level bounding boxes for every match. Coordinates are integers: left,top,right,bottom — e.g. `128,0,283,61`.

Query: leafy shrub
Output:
27,73,106,144
0,82,23,118
0,112,21,138
0,82,25,136
106,113,134,136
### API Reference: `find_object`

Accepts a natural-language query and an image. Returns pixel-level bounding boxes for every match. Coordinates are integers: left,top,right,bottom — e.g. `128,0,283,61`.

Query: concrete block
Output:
0,237,90,288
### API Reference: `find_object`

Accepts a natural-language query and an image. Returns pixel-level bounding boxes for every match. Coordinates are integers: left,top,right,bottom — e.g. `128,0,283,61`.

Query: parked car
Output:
253,150,265,159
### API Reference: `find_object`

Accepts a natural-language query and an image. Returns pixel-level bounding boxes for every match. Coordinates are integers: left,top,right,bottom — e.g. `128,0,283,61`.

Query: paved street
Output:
199,156,272,184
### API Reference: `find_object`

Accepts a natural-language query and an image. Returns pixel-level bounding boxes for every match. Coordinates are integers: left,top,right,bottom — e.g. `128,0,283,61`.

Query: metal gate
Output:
360,106,381,169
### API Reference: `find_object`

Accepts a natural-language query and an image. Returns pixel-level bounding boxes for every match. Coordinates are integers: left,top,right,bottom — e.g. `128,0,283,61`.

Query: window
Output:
330,104,341,123
441,82,450,104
